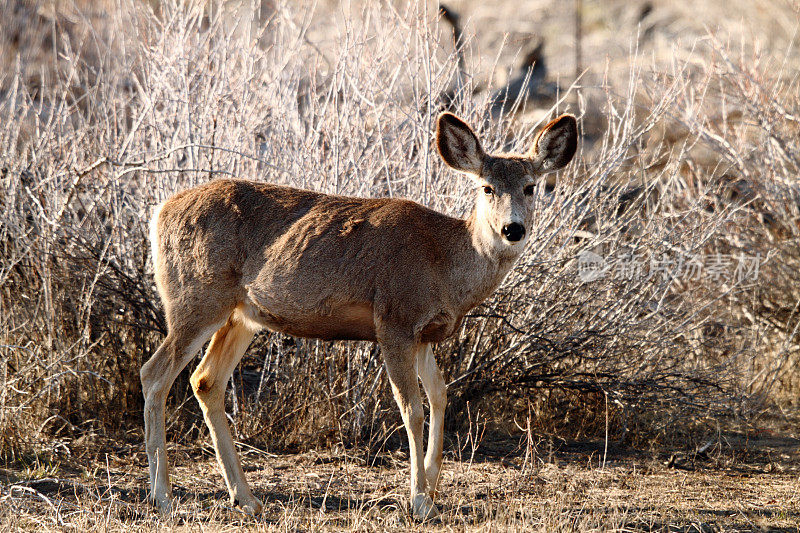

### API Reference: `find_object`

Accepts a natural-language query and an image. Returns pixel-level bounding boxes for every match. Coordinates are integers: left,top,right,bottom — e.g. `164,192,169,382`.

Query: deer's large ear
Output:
530,114,578,171
436,113,486,175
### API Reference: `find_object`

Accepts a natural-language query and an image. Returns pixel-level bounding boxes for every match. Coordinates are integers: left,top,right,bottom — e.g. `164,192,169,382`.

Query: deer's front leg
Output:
381,339,438,521
417,344,446,497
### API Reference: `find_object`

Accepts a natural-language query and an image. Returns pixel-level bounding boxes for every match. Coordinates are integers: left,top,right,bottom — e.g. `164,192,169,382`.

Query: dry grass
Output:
1,0,799,529
2,423,799,531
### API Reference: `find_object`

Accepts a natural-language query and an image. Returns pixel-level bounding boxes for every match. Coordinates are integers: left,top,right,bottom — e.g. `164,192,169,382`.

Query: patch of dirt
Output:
2,429,799,531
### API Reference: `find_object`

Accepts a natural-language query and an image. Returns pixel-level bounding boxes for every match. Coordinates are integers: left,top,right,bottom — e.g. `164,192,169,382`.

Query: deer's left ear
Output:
529,114,578,171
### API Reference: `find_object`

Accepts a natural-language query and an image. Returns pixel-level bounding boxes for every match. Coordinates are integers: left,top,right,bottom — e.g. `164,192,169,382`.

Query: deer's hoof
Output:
151,493,173,514
412,493,440,521
233,495,264,516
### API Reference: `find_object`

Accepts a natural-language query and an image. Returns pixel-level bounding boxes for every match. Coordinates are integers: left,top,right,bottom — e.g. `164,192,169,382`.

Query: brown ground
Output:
2,426,798,532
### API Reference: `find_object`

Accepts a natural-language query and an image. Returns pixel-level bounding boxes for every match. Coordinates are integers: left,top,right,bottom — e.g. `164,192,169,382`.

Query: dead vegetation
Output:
2,425,799,530
1,0,799,529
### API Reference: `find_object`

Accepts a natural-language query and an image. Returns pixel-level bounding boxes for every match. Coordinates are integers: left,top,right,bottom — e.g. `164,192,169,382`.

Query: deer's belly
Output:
243,300,377,342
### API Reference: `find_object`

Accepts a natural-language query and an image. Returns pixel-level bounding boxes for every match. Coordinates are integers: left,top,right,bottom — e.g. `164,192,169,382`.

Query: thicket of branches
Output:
1,0,797,459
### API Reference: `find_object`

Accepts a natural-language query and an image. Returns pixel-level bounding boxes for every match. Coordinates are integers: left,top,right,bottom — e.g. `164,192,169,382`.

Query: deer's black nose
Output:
502,222,526,242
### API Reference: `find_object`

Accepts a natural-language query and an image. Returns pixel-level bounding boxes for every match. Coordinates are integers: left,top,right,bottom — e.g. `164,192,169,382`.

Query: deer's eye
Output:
523,184,535,196
483,186,494,196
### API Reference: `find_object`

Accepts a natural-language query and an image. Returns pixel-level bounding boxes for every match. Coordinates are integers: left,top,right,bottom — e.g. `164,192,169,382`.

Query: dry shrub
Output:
0,0,797,462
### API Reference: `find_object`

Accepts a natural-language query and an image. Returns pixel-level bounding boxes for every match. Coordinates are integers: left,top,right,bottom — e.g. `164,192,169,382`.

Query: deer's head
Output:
436,112,578,254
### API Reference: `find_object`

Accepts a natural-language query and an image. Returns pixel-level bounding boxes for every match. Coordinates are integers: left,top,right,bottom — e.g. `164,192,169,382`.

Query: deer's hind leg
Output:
141,313,227,512
190,307,261,514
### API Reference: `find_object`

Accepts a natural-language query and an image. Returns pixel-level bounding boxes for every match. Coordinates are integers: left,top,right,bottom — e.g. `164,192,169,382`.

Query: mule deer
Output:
140,112,577,520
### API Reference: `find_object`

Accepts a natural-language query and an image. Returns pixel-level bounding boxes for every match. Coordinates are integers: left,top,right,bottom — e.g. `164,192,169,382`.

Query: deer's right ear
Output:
436,113,486,175
529,114,578,172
